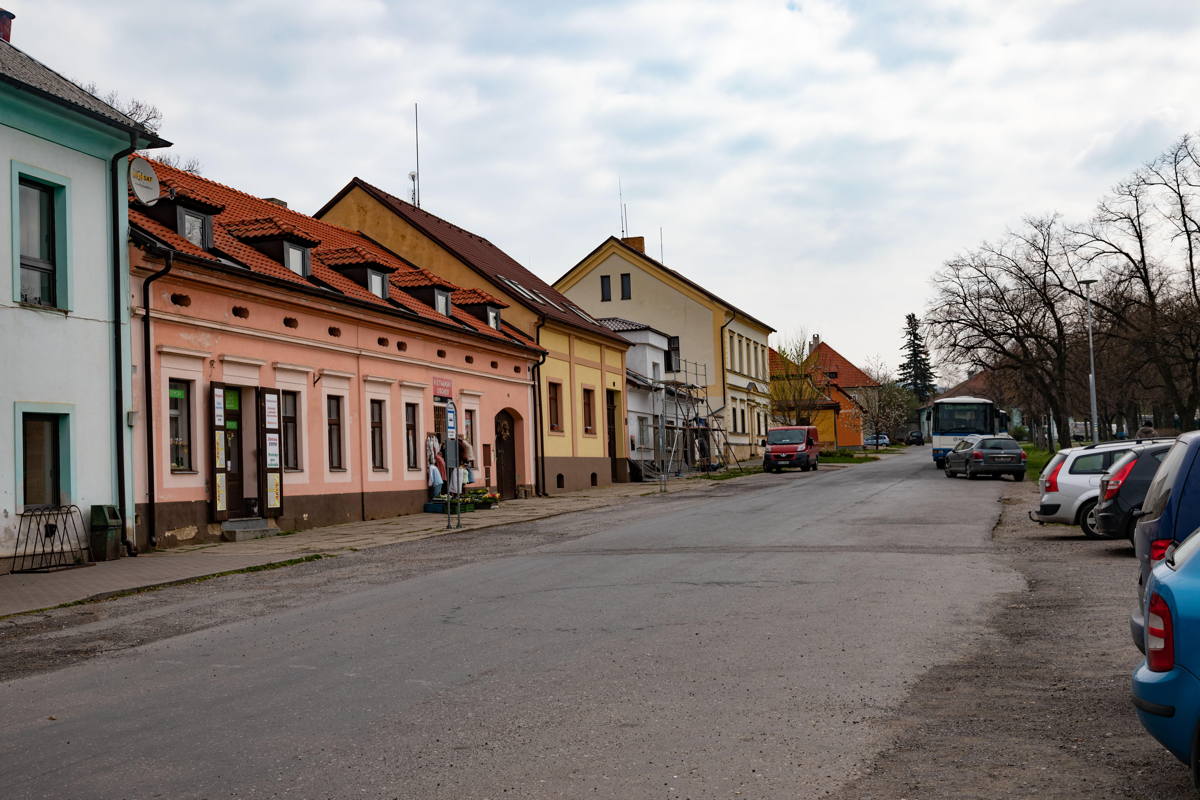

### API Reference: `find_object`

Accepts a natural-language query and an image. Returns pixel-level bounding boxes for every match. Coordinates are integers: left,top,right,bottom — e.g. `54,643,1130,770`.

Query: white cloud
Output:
11,0,1200,369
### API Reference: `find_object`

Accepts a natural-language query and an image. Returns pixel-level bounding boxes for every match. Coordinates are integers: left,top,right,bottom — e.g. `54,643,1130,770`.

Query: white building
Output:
0,22,168,565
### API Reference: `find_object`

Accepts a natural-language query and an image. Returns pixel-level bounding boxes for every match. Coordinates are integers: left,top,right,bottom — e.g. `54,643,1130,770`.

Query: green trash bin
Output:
89,505,122,562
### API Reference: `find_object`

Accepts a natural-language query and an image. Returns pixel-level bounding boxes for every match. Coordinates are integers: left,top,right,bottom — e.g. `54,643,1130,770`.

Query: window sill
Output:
18,301,69,315
170,469,199,475
548,429,566,436
283,468,304,473
372,467,389,473
329,467,347,472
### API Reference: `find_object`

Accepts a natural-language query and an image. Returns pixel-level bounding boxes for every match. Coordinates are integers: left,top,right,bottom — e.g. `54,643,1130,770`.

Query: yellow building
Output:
556,236,775,462
316,179,630,493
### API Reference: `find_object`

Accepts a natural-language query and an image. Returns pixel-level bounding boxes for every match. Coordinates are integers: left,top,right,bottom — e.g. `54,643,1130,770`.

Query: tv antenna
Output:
412,102,421,208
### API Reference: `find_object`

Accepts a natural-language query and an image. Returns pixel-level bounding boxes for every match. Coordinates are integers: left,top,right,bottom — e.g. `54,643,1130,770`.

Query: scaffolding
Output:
638,359,741,490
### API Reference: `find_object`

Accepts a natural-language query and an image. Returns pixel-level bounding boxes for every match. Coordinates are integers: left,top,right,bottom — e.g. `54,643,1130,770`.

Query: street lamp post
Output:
1080,278,1100,444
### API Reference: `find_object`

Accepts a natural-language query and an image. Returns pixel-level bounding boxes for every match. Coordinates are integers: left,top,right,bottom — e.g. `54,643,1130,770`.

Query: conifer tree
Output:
898,313,937,402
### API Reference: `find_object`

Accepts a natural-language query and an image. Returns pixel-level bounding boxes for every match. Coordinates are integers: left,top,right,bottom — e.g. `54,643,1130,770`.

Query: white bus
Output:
921,396,1008,468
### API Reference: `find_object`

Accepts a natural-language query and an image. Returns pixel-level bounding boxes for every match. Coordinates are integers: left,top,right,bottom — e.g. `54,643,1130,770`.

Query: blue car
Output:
1132,431,1200,652
1132,533,1200,786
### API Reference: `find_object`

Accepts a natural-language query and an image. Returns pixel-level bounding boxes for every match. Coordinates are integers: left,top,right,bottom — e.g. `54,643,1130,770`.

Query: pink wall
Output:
131,256,536,535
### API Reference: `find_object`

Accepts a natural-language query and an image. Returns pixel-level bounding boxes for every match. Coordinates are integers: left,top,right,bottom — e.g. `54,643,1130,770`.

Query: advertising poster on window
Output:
214,430,226,468
264,393,279,430
265,432,281,469
432,376,453,400
215,473,227,512
213,388,225,426
266,473,281,509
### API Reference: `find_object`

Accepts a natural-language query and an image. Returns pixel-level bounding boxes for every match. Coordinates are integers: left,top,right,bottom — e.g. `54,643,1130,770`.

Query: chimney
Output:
811,334,820,348
621,235,645,253
0,10,15,43
262,197,288,208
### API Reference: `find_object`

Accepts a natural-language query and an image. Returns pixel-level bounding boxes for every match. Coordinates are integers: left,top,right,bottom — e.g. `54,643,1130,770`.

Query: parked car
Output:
1031,440,1164,538
1096,442,1172,542
943,435,1026,480
906,431,925,445
762,426,820,473
1131,432,1200,652
864,434,891,448
1131,532,1200,786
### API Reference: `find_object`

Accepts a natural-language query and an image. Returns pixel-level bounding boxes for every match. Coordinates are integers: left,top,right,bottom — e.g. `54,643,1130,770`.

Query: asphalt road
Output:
1,450,1024,799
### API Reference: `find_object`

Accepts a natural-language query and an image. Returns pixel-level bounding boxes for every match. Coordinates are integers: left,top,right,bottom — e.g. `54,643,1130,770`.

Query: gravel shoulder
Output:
830,479,1193,799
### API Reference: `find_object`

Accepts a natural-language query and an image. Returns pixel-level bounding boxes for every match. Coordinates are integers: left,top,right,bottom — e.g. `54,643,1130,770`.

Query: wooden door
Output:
209,382,230,522
257,387,284,518
494,410,517,499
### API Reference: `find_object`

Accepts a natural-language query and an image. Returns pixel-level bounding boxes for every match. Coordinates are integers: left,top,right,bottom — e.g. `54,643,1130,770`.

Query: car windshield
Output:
1143,440,1188,519
979,438,1019,451
768,430,807,445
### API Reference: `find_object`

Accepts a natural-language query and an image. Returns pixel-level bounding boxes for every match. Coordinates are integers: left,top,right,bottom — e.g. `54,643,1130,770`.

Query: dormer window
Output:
435,289,451,316
179,208,210,248
486,306,501,329
284,243,310,276
368,271,387,299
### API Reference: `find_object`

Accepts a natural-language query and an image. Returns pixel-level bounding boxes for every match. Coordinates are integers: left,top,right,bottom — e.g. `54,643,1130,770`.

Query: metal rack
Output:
10,505,92,573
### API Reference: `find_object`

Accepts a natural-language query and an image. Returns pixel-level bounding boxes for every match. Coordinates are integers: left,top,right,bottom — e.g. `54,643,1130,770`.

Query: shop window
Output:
370,398,386,470
168,379,193,471
327,395,344,470
281,390,301,470
405,403,419,471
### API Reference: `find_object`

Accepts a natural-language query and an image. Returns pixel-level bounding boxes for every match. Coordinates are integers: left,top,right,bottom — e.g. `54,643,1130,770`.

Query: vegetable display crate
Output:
423,501,475,514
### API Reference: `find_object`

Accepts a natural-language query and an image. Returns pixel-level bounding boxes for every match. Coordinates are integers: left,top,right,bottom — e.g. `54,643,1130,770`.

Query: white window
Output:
182,210,207,247
638,416,650,448
368,271,387,299
285,243,308,276
652,362,660,381
435,289,451,316
487,306,501,329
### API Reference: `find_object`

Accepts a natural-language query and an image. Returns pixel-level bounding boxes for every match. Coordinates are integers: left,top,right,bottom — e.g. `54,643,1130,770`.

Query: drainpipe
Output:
717,311,734,431
112,137,139,556
532,316,548,495
135,235,174,549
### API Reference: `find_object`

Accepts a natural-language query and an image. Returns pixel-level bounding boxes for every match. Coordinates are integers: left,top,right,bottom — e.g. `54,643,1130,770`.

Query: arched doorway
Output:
494,409,517,499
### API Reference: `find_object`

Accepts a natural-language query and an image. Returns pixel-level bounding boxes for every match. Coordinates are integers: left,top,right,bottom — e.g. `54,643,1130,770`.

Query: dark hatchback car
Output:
906,431,925,445
1132,431,1200,652
944,435,1026,480
1096,442,1172,541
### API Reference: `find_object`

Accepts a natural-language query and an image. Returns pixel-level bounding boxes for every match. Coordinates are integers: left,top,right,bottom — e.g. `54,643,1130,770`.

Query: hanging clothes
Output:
448,464,463,494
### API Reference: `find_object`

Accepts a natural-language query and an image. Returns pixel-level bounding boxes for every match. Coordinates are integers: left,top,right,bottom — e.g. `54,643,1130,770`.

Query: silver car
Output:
1032,440,1166,537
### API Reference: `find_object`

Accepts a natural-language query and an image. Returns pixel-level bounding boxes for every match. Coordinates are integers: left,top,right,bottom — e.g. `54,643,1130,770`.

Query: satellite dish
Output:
128,157,160,205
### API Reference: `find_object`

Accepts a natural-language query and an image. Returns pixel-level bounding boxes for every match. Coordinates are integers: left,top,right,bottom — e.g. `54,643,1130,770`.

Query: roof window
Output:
285,243,310,277
487,305,501,330
434,289,452,317
368,270,388,299
179,208,211,248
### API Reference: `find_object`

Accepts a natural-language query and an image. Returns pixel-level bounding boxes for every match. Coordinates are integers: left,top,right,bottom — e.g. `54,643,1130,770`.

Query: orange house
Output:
769,338,877,448
128,159,541,549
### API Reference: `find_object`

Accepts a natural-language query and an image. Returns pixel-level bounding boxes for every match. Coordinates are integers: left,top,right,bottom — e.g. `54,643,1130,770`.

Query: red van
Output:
762,426,820,473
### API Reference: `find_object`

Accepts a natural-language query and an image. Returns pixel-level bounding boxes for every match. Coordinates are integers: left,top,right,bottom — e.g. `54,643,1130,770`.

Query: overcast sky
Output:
14,0,1200,373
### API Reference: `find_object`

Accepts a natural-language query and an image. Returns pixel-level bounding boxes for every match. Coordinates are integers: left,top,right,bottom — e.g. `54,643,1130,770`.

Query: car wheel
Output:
1078,499,1101,539
944,462,956,478
965,463,977,480
1012,471,1025,482
812,460,818,470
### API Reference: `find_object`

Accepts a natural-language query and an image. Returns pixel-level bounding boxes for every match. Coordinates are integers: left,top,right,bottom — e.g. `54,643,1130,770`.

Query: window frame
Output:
369,398,387,470
368,270,388,299
405,402,420,471
14,403,73,511
168,378,194,472
548,381,564,432
281,390,301,471
600,274,612,302
177,206,211,249
12,163,71,311
620,272,631,300
582,387,596,435
434,289,452,317
326,394,345,470
486,305,501,329
284,242,310,277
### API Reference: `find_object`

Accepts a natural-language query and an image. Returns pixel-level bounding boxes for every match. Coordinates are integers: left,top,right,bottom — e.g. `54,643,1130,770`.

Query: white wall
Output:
0,122,120,551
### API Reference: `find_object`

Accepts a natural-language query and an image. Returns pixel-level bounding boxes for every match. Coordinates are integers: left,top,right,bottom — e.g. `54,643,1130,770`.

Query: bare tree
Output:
73,81,202,174
768,333,828,425
859,360,914,448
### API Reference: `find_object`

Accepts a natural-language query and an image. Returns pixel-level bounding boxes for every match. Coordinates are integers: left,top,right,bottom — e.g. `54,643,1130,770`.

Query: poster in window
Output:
215,473,227,512
214,430,226,468
265,432,281,469
266,473,281,509
264,393,279,430
213,387,225,426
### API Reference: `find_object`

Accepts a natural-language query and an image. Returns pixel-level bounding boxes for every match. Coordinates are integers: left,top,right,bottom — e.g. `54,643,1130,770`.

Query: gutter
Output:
131,229,174,549
532,315,548,496
111,136,139,556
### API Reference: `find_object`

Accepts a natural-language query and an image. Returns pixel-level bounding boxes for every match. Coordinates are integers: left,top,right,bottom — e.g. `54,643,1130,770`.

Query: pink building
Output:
128,160,540,549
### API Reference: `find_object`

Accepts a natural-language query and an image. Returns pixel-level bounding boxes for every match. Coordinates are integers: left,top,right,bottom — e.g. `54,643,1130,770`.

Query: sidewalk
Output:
0,469,785,618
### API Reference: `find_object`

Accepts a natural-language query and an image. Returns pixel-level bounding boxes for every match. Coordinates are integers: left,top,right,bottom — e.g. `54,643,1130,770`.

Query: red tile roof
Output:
128,158,539,353
452,287,507,307
769,342,877,388
224,216,319,246
317,178,626,344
